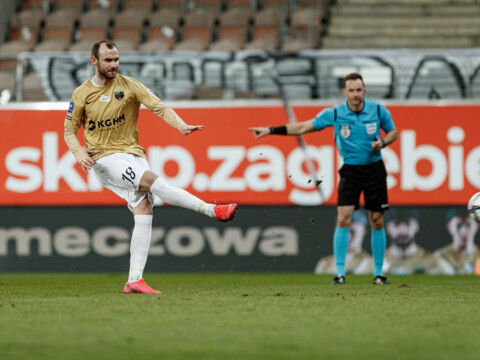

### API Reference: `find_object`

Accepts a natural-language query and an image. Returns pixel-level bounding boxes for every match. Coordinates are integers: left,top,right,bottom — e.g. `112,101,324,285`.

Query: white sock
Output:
128,215,153,283
150,177,215,217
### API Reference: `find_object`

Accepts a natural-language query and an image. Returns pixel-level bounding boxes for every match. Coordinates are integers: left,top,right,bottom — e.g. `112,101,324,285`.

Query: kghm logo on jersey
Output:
88,113,126,131
340,125,351,138
115,90,124,100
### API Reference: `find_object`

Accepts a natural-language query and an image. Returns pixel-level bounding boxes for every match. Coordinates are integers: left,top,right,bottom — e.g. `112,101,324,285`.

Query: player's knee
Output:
369,212,384,230
139,171,158,192
133,197,153,215
336,215,351,228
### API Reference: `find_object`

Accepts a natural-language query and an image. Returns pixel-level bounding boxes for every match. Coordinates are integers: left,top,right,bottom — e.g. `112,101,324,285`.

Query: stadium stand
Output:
22,71,48,101
20,0,52,12
34,7,78,52
139,8,180,52
173,7,216,51
244,9,283,51
323,0,480,49
55,0,87,12
112,7,148,51
70,7,113,52
209,6,252,52
282,7,322,52
89,0,121,12
0,7,43,67
2,0,480,102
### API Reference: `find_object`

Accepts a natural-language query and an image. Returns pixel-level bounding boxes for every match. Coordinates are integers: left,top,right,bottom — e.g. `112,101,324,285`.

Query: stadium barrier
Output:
1,102,479,274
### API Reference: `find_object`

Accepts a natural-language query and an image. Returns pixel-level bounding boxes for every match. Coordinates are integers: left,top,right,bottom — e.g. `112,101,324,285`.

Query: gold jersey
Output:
64,73,160,161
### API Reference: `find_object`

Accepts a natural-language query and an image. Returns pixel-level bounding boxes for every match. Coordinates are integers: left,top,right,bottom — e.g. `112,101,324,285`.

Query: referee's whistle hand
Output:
248,127,269,139
372,137,383,151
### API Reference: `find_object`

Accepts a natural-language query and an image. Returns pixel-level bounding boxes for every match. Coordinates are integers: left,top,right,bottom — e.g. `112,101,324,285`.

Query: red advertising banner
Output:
1,103,479,206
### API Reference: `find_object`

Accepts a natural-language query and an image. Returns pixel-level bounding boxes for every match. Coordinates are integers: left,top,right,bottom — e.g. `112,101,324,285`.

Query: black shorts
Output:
337,160,389,211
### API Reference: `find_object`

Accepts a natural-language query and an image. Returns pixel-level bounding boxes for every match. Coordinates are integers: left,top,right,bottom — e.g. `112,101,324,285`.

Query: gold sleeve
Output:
152,101,187,131
64,128,89,163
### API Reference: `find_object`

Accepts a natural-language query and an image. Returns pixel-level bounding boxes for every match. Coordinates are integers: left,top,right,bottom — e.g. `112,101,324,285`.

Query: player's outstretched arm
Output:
248,127,271,139
152,101,204,135
180,124,204,135
249,121,315,139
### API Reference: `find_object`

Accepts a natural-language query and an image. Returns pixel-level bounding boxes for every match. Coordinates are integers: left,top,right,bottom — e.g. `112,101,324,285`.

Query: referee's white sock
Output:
128,214,153,283
150,177,215,217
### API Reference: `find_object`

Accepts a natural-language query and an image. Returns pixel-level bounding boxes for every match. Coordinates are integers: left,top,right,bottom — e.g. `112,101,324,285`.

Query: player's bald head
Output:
91,40,118,60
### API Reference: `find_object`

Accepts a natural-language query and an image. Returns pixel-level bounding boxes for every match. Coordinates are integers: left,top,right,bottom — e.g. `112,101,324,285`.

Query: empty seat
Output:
174,8,215,51
282,8,321,52
123,0,155,12
139,9,180,52
244,27,279,51
194,0,223,15
0,71,16,94
112,8,148,51
244,9,283,51
70,8,112,51
55,0,86,12
262,0,289,13
22,71,48,101
89,0,121,11
175,27,211,51
228,0,257,10
209,8,251,51
157,0,185,14
21,0,52,12
34,8,78,52
219,5,252,26
0,7,44,55
210,27,246,51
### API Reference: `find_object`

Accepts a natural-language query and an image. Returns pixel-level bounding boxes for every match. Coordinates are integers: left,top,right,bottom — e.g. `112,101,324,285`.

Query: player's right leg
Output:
333,164,361,284
140,171,237,222
123,197,162,294
92,154,162,293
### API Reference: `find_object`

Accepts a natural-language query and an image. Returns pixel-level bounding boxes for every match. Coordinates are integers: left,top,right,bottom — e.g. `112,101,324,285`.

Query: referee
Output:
249,72,398,285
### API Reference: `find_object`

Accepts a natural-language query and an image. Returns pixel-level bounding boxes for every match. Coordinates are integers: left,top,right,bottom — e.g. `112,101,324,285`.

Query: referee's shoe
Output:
373,275,390,285
330,274,345,285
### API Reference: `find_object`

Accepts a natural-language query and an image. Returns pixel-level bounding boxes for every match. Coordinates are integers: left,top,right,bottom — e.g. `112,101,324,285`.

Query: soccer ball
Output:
467,192,480,223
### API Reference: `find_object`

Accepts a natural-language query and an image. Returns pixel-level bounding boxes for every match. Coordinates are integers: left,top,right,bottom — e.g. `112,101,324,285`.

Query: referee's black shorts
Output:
337,160,389,212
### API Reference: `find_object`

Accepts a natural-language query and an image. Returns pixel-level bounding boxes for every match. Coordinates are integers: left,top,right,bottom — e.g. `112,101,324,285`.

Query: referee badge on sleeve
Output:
340,125,351,138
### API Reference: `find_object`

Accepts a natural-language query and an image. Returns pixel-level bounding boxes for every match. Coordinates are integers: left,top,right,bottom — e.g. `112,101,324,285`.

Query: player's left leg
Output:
368,211,388,280
139,170,237,222
332,205,355,283
333,164,362,284
124,196,162,294
364,161,390,284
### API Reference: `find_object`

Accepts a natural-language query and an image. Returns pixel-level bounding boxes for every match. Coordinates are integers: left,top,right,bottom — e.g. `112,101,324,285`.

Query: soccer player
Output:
64,40,237,294
249,72,397,285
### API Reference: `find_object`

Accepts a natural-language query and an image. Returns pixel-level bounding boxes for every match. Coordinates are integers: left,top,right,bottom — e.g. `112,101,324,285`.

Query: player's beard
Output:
97,65,117,80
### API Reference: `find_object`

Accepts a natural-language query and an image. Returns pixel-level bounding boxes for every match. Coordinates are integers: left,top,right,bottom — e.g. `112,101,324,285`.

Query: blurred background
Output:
0,0,480,102
1,0,480,276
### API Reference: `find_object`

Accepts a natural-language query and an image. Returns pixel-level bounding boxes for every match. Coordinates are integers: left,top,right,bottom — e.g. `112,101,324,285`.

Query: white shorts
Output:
93,153,154,211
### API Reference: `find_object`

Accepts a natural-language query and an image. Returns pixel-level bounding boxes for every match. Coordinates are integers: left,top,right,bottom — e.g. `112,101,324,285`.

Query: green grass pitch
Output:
1,273,479,360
